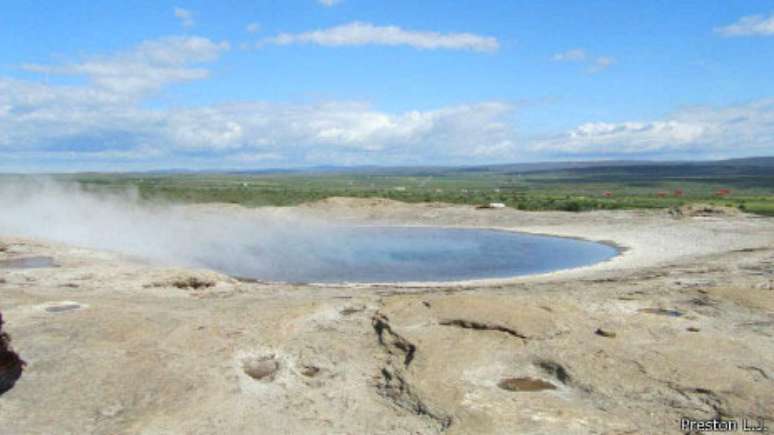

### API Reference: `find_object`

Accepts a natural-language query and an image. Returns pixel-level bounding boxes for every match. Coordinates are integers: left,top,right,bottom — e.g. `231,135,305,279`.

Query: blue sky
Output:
1,0,774,171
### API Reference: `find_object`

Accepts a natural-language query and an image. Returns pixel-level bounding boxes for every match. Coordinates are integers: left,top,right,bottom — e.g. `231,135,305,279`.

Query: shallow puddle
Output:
0,256,57,269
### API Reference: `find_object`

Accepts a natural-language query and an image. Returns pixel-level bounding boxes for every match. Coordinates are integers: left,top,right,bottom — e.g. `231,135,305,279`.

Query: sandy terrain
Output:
1,198,773,434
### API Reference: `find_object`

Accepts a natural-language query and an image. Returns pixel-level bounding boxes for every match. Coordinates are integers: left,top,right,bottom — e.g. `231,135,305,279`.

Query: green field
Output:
47,159,774,217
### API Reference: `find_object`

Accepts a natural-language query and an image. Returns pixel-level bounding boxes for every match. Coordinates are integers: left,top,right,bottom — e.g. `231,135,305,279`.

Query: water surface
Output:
215,226,617,283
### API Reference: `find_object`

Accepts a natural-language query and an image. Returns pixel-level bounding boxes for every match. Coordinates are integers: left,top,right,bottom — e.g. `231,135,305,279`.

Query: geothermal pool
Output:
210,226,619,283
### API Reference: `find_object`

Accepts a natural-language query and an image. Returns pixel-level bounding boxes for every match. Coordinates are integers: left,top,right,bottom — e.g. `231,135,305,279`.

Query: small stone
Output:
687,326,700,332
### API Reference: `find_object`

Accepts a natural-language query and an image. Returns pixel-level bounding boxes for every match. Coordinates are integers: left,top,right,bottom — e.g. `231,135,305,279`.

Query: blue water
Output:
235,226,618,283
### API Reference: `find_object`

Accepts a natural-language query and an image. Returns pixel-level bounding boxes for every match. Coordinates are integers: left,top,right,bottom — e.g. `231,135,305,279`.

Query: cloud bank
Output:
2,33,773,171
1,35,517,170
532,99,774,158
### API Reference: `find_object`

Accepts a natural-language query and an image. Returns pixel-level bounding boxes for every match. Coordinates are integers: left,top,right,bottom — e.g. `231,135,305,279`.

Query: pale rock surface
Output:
1,199,773,434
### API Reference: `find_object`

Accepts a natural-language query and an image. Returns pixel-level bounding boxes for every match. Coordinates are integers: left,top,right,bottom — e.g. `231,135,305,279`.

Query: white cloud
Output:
715,13,774,36
174,7,195,28
5,34,773,170
21,36,229,96
588,56,615,73
0,90,518,165
531,99,774,157
246,22,261,33
1,36,516,168
552,49,614,73
318,0,342,6
552,49,586,62
261,22,499,52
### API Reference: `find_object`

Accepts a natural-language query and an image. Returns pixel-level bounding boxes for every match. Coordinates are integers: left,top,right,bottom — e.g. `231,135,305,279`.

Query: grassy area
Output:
742,201,774,216
52,164,774,216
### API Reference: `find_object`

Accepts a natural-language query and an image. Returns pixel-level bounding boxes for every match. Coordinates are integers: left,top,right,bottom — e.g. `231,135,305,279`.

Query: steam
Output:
0,178,620,282
0,177,345,280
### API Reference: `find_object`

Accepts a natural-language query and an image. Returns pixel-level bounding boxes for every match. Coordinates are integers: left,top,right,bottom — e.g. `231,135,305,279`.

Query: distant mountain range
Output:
132,156,774,177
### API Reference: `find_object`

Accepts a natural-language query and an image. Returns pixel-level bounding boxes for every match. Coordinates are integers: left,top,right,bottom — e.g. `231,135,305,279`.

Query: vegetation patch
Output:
57,161,774,217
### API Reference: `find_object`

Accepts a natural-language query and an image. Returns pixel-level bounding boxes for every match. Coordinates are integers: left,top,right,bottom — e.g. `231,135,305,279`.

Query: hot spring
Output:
0,180,619,284
203,226,619,283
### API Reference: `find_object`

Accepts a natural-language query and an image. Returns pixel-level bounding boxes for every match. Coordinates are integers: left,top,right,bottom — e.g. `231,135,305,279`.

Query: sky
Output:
1,0,774,172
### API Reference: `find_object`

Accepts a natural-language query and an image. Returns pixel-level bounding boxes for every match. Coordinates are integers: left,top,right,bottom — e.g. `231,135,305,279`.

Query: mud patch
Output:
0,256,57,269
242,355,280,381
497,377,556,392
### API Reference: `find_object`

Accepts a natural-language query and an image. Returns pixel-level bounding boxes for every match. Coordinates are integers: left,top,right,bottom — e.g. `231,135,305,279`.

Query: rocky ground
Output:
0,199,773,434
